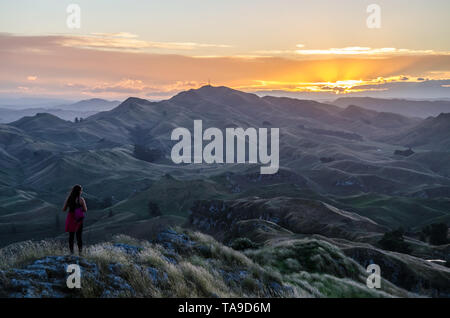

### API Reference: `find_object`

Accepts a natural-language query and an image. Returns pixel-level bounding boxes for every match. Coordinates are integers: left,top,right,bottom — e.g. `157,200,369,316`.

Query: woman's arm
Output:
80,197,87,212
62,197,69,211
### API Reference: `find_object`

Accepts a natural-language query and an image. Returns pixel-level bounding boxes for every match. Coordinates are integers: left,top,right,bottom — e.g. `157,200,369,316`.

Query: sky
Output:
1,0,450,101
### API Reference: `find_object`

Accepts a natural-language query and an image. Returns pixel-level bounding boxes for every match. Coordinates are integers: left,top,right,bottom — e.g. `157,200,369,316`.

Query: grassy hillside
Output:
0,228,415,298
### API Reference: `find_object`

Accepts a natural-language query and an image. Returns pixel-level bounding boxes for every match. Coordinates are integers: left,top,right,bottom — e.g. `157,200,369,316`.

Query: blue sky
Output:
2,0,450,52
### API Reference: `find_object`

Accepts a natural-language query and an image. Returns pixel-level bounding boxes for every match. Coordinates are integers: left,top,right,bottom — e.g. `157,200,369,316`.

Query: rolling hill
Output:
379,113,450,150
0,86,448,273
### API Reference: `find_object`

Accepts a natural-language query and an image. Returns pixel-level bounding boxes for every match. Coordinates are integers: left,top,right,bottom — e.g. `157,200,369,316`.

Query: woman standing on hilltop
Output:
63,185,87,255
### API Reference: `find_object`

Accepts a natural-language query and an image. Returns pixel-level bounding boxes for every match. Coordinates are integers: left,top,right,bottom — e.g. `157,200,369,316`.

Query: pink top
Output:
65,198,84,232
65,211,82,232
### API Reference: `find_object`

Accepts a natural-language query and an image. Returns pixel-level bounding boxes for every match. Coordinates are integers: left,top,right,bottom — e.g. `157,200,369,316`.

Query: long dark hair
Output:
67,184,82,212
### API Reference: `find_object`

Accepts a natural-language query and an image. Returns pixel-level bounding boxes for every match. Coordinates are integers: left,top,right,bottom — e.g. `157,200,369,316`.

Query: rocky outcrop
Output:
0,242,172,298
0,255,139,298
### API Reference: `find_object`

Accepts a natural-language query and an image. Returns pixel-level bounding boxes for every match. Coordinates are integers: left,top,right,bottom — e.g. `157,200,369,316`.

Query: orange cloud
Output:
243,76,428,95
1,34,450,99
59,33,232,52
294,46,443,56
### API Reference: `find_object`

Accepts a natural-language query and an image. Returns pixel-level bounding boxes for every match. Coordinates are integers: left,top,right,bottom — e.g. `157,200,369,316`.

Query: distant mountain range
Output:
334,97,450,118
0,97,73,109
50,98,121,112
0,98,121,123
